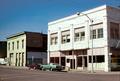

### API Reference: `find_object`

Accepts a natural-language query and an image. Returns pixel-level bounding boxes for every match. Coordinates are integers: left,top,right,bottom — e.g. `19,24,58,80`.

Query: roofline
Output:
0,41,7,42
7,31,26,39
48,5,119,26
7,31,47,39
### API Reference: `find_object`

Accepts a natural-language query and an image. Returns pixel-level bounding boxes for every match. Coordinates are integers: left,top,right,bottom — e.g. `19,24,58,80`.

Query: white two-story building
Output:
48,5,120,72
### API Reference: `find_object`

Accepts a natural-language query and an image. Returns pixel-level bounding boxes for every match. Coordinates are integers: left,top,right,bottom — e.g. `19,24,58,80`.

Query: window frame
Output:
50,33,58,45
22,39,24,49
12,42,14,50
61,30,70,44
17,41,19,49
98,28,103,38
8,42,10,50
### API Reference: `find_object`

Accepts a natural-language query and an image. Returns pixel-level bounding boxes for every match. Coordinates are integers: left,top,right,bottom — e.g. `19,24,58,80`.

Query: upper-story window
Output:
61,30,70,44
17,41,19,49
8,42,10,50
74,27,85,41
66,34,70,42
12,42,14,50
110,22,119,39
90,23,103,39
22,39,24,49
98,28,103,38
92,30,96,39
50,33,58,45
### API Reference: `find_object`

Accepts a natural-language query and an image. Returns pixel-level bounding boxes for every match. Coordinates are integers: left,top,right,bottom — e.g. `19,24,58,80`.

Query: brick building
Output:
7,31,47,66
0,41,7,58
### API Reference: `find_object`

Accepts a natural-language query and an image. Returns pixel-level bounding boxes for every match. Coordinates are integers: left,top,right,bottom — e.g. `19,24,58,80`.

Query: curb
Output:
68,70,120,75
0,65,28,70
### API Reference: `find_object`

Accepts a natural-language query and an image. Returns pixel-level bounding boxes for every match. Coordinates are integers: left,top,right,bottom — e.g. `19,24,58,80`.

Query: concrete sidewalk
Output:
0,65,28,70
68,69,120,75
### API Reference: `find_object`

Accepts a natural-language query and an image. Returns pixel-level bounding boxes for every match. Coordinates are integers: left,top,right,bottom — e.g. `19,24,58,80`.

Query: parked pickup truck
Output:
41,63,63,71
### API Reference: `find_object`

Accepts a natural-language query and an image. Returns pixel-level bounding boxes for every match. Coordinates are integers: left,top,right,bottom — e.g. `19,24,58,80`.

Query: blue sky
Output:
0,0,120,40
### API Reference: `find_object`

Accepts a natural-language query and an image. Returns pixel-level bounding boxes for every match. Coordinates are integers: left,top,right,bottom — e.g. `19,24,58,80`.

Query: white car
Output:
0,58,7,65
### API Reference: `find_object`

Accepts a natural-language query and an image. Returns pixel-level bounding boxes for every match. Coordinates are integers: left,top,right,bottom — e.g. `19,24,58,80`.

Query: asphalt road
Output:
0,67,120,81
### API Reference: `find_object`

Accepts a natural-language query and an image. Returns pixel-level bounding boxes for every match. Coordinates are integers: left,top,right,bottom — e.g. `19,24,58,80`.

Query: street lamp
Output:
71,24,74,69
48,30,50,64
77,12,94,73
59,27,61,66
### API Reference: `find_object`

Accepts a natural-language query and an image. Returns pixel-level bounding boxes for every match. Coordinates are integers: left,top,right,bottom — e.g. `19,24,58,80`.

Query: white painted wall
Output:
48,5,108,52
48,5,120,72
7,34,26,66
88,63,105,71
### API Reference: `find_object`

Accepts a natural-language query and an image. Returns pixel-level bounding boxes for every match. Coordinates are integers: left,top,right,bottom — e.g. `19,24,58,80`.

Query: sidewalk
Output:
68,69,120,75
0,65,28,70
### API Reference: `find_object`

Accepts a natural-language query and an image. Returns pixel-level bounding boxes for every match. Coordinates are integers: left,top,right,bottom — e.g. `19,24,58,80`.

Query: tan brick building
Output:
7,31,47,66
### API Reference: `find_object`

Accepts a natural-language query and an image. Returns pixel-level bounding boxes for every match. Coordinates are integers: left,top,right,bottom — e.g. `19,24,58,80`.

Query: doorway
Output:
70,59,75,69
77,56,87,68
61,57,65,66
9,53,14,66
84,56,87,67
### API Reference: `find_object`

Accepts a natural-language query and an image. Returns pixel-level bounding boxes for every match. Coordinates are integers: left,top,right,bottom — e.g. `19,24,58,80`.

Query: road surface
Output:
0,67,120,81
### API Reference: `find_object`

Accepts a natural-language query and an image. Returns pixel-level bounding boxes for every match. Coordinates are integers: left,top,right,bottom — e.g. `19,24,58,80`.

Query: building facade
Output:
7,31,47,66
48,5,120,72
0,41,7,58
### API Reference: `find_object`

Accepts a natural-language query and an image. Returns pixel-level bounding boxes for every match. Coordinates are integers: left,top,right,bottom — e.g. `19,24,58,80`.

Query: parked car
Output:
28,64,41,70
0,58,7,65
41,63,63,71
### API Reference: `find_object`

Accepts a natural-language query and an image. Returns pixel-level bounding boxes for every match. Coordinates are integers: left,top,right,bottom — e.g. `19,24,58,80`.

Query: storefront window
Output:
89,55,104,63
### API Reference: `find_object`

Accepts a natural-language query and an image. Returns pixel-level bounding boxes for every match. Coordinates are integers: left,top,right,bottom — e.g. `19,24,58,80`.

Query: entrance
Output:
84,56,87,67
66,58,76,69
70,59,75,69
61,57,65,66
10,53,14,66
77,56,87,69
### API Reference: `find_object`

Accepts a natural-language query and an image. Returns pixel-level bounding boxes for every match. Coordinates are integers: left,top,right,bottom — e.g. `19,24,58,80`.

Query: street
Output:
0,67,120,81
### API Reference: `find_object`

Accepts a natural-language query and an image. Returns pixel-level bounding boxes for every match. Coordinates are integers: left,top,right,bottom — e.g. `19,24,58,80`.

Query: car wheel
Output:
58,69,61,71
28,67,31,70
50,68,53,71
33,67,36,70
42,68,45,71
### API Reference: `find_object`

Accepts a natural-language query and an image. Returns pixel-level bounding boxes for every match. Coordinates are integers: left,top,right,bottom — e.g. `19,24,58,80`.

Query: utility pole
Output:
77,12,94,73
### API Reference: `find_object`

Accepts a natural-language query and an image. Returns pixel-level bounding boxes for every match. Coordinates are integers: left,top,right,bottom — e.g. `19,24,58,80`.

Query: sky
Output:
0,0,120,40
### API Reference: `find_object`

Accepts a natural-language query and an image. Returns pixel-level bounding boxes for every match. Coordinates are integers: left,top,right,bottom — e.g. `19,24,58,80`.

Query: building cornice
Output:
48,5,119,26
7,31,46,39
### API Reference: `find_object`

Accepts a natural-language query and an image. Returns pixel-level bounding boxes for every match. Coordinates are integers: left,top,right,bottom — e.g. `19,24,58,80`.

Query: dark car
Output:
28,64,41,70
